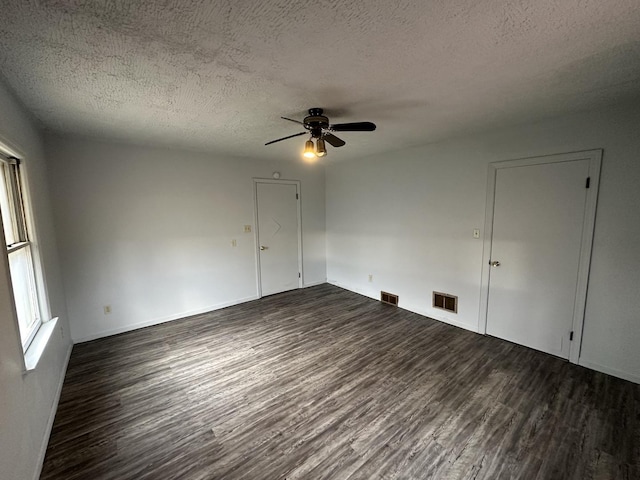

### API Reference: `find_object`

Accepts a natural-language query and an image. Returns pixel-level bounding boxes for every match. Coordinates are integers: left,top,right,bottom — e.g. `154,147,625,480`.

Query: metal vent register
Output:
380,291,399,306
433,292,457,313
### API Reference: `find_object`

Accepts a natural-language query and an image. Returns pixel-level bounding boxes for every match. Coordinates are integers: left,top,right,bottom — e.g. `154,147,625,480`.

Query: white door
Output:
486,159,590,358
256,182,301,296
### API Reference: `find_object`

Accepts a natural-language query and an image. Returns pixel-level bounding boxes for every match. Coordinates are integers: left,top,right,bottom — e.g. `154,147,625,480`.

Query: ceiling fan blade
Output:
330,121,376,132
323,133,346,147
281,116,305,125
265,131,307,145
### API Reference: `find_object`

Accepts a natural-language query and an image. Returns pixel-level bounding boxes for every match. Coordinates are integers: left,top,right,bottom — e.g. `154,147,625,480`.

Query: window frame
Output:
0,149,50,354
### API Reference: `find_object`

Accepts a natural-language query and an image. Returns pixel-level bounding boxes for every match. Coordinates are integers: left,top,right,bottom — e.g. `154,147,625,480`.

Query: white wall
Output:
46,135,326,342
326,103,640,384
0,82,72,479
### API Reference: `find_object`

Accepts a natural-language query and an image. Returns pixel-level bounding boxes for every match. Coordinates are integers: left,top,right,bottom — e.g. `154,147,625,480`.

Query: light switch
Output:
244,225,252,233
231,239,237,247
473,228,480,239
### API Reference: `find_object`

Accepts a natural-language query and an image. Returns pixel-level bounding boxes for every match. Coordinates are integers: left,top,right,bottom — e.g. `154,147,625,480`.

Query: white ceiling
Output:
1,0,639,161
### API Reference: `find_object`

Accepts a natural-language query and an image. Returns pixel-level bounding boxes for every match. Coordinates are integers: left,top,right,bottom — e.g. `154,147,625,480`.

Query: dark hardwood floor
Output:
41,284,639,479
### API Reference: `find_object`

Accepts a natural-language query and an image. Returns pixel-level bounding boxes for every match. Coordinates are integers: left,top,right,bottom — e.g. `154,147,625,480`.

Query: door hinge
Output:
296,193,299,199
569,331,574,341
585,177,590,188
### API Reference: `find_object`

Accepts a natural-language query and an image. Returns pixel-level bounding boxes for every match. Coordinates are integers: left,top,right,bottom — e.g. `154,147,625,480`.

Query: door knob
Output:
490,261,501,267
260,246,268,251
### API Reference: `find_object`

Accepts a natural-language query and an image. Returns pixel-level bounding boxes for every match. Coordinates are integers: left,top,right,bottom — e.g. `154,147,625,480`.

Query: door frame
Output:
253,178,303,298
478,150,602,364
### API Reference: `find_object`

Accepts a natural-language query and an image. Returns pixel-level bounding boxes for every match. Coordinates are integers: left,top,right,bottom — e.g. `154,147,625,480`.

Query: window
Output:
0,153,41,350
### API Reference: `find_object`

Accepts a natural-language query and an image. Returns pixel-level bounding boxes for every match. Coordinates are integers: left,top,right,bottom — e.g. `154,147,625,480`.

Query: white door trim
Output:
478,149,602,364
253,178,303,298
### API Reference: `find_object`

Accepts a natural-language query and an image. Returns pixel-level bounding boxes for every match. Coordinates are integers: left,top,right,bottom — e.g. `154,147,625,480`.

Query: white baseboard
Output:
328,281,478,333
578,359,640,384
32,342,73,480
73,295,259,343
402,304,479,333
75,283,332,342
327,280,378,301
303,280,327,288
70,283,640,385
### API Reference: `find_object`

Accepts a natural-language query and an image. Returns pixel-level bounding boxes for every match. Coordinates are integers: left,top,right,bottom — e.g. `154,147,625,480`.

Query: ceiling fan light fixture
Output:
265,108,377,160
303,139,316,159
316,138,327,157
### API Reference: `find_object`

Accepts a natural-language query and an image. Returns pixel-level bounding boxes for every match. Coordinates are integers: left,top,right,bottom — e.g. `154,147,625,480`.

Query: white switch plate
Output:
231,239,237,247
473,228,480,239
368,274,373,282
244,225,251,233
104,305,111,314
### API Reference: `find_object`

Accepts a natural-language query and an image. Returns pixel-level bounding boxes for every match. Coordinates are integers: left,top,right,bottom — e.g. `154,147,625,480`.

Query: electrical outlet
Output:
368,274,373,282
104,305,111,315
231,239,237,247
244,225,251,233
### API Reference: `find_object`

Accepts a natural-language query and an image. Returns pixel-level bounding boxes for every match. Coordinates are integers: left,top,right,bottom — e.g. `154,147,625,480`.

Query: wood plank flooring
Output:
41,284,640,479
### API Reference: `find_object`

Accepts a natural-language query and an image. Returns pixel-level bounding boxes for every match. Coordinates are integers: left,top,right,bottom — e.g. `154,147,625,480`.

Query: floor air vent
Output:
433,292,458,313
381,291,399,306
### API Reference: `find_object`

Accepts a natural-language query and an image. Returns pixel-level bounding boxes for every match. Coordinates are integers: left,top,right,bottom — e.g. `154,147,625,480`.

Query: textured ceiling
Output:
1,0,640,161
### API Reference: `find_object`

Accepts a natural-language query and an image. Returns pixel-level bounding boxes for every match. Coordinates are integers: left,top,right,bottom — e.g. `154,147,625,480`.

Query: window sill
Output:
23,317,58,372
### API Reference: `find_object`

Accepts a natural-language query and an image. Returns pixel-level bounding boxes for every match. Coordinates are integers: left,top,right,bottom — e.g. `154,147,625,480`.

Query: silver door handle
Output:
490,261,500,267
260,246,268,251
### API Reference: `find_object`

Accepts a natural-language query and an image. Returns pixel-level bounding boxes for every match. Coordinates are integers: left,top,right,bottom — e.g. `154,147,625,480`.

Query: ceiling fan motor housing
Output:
304,108,330,137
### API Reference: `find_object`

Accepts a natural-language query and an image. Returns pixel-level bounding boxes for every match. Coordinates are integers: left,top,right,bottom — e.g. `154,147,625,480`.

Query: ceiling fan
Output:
265,108,376,158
